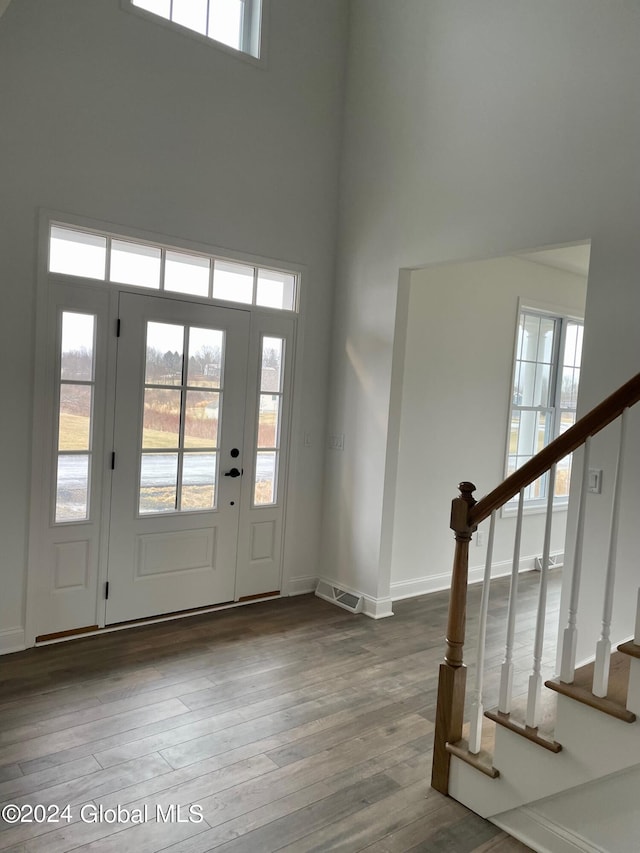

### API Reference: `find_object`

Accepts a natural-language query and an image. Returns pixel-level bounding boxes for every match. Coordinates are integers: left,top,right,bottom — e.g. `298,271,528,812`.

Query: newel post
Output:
431,482,477,795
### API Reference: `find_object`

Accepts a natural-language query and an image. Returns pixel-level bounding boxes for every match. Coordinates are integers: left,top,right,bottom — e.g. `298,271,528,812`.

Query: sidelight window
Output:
55,312,96,522
254,335,284,506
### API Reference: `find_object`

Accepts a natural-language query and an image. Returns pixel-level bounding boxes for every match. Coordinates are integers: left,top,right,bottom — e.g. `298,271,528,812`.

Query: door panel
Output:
105,293,250,624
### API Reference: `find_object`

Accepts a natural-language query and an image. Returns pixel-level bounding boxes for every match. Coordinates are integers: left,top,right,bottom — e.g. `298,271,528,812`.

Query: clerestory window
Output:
129,0,263,60
507,308,583,508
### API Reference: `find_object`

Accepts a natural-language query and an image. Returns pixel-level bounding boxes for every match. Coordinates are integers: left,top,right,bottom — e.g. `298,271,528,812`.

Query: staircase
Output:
431,372,640,853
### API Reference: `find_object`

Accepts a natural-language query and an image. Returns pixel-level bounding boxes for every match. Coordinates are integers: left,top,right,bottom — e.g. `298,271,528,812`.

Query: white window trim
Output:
501,299,584,518
122,0,269,67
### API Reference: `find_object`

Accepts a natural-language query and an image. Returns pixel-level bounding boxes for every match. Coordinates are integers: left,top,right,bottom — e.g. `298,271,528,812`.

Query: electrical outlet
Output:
303,432,312,447
328,433,345,451
476,531,487,547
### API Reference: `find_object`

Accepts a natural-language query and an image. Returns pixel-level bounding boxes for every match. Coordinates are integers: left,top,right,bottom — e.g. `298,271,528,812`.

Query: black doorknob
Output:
224,467,242,478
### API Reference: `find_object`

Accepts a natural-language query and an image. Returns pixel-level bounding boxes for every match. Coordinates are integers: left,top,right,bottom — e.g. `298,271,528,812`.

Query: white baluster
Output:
560,437,592,683
593,409,629,697
526,464,556,728
498,488,525,715
469,511,496,754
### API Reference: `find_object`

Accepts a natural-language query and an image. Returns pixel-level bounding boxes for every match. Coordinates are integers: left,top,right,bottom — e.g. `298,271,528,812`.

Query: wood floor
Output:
0,574,559,852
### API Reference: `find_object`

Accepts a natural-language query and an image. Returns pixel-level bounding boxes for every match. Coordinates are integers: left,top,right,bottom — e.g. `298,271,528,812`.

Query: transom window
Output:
49,224,297,312
507,308,583,506
129,0,263,59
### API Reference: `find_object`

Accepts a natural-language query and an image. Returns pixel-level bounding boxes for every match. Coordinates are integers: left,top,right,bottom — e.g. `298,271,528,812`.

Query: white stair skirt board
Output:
0,627,26,655
449,693,640,820
494,762,640,853
315,577,393,619
492,807,608,853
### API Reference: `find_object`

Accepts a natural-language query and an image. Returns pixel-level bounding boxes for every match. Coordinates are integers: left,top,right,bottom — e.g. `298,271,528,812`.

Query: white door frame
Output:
26,211,303,646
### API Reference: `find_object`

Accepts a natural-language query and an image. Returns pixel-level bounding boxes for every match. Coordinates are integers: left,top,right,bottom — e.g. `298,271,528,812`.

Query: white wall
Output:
0,0,347,646
390,257,586,599
323,0,640,642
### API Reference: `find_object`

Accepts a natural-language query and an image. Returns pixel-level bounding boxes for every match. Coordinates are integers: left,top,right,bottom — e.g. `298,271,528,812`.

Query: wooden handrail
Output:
470,371,640,527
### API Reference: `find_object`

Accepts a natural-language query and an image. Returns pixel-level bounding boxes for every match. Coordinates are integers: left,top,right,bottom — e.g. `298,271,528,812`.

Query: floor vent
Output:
535,553,564,571
315,581,364,614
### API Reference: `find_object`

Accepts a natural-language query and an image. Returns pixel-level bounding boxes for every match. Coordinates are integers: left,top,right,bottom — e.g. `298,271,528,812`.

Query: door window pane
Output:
139,453,178,514
111,240,161,289
165,250,210,298
181,453,217,510
255,451,276,505
213,260,254,304
55,455,90,522
187,327,224,388
142,389,182,448
61,313,95,380
184,391,219,448
59,385,93,451
257,395,279,448
49,226,106,280
145,322,184,385
261,337,284,392
138,323,228,514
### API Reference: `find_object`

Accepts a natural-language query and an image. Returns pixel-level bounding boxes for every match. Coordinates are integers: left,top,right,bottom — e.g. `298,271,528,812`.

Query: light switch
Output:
587,468,602,494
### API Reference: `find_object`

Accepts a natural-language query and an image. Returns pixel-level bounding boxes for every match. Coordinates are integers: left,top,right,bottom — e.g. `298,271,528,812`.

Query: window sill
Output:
500,500,569,519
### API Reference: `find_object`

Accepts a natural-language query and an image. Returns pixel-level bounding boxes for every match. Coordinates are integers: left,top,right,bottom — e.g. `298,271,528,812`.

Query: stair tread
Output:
485,708,562,752
618,639,640,660
545,652,635,722
447,738,500,778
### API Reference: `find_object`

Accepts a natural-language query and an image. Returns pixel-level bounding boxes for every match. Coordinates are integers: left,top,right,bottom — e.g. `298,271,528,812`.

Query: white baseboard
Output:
0,627,26,655
286,575,318,596
315,576,394,620
362,595,394,619
390,554,559,602
493,806,608,853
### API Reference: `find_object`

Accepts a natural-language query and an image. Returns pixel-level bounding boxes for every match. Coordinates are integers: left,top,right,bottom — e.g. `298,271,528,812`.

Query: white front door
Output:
105,292,250,624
